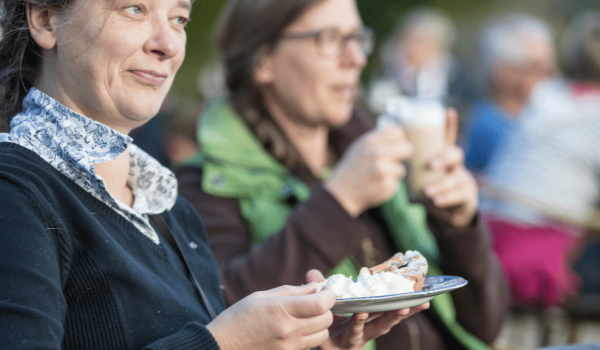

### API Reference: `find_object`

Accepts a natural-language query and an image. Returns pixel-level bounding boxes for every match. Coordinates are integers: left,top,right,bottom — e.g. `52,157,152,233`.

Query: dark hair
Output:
0,0,79,132
216,0,322,169
562,12,600,83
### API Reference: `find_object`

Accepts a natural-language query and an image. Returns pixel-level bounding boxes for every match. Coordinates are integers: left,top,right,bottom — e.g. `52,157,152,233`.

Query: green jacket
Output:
187,99,491,350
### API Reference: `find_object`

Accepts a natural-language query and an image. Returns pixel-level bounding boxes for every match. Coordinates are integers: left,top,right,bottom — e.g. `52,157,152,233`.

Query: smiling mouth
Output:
131,70,168,87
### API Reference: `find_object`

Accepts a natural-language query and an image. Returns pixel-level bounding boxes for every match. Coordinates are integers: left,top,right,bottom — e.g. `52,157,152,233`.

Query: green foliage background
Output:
172,0,226,99
174,0,490,99
173,0,595,99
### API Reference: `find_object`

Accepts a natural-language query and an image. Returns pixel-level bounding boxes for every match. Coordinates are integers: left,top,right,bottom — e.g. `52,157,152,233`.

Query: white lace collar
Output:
0,87,177,244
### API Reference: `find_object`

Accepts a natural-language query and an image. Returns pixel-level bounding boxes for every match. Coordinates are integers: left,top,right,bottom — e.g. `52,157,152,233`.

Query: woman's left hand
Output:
317,306,428,350
423,109,478,229
306,270,429,350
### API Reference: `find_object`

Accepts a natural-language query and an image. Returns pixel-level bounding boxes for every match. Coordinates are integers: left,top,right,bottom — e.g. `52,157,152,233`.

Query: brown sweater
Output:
176,110,509,350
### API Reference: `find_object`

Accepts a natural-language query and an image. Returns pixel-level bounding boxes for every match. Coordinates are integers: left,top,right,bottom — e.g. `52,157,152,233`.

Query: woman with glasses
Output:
177,0,509,349
0,0,425,348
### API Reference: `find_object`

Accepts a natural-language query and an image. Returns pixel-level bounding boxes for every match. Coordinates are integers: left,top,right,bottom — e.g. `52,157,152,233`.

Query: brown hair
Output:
216,0,322,169
0,0,80,132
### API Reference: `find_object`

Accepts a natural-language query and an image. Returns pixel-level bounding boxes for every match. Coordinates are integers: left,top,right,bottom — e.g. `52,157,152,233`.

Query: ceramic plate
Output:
330,275,467,314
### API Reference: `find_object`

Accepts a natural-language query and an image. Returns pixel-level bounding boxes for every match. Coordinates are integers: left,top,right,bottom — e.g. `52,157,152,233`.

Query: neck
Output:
263,95,330,175
491,91,527,117
94,150,134,207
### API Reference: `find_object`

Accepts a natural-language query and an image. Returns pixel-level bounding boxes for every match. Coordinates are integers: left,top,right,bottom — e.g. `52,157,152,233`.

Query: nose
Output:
341,39,367,68
145,19,182,61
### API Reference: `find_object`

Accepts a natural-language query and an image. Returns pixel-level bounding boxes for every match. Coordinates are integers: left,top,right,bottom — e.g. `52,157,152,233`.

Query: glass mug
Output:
378,97,446,203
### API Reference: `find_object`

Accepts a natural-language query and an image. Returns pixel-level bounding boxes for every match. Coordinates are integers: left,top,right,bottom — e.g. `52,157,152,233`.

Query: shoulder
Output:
0,143,87,225
0,142,44,166
0,144,73,260
0,143,64,198
468,101,507,122
464,103,500,140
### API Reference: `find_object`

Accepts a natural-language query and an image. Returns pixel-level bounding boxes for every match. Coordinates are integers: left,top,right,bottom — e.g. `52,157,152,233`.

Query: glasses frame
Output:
279,26,375,58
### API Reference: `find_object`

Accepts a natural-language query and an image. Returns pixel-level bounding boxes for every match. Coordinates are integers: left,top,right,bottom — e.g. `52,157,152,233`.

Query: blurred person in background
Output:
0,0,423,348
176,0,509,349
478,11,600,309
462,13,557,173
367,7,474,115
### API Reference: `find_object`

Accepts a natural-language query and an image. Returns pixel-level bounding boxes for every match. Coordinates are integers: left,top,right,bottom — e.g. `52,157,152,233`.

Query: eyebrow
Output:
178,0,192,13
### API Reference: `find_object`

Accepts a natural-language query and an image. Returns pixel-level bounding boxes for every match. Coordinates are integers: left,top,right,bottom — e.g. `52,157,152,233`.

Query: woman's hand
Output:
206,284,336,350
423,109,478,228
318,306,429,350
306,270,430,350
325,126,413,217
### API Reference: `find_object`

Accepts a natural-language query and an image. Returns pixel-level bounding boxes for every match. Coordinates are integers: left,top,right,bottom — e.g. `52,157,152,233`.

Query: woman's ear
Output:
26,3,60,50
253,50,275,85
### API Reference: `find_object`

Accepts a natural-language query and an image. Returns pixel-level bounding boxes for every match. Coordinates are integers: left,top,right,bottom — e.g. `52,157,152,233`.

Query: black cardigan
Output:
0,143,224,350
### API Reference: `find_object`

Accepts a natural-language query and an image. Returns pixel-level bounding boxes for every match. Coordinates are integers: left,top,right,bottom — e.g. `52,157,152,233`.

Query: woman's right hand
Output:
206,283,336,350
324,126,413,217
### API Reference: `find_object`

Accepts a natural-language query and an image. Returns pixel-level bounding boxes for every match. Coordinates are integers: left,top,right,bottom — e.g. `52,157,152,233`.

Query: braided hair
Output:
216,0,322,169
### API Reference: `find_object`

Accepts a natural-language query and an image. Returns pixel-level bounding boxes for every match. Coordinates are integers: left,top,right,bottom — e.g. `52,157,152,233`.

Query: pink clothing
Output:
485,218,582,308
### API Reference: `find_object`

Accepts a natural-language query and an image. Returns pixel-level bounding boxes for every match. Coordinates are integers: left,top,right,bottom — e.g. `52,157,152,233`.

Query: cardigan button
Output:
189,242,198,249
209,173,226,190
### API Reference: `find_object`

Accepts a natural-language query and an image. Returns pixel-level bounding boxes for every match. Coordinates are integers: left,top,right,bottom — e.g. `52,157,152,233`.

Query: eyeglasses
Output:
279,27,375,58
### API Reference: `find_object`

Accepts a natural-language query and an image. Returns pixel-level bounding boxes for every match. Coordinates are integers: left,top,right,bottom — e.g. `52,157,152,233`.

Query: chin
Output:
325,106,354,128
121,87,167,113
120,102,162,125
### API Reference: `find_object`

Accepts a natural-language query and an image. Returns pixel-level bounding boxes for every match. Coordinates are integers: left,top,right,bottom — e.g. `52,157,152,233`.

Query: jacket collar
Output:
199,98,288,173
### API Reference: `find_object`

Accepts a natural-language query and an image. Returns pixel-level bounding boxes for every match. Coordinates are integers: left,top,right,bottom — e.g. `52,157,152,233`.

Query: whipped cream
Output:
317,269,415,298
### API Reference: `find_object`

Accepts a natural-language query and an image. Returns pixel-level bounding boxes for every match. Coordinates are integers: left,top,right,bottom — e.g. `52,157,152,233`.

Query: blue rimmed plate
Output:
330,275,468,314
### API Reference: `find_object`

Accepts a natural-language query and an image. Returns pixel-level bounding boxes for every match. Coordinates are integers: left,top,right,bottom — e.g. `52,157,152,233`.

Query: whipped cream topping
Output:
316,250,428,298
318,269,415,298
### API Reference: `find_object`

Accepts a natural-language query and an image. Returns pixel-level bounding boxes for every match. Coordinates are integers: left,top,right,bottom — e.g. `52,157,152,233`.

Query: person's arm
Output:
427,214,509,344
0,182,67,349
0,180,223,350
205,279,429,350
421,108,509,343
0,176,413,350
143,324,219,350
176,166,372,305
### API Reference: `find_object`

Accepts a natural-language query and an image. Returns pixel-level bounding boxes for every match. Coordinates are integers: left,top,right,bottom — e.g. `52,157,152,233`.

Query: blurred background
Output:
131,1,600,349
171,0,600,99
150,0,600,164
